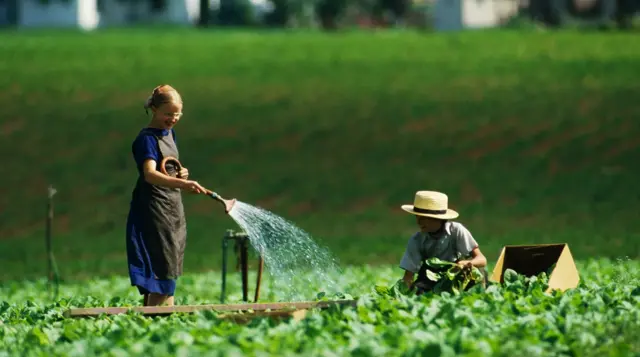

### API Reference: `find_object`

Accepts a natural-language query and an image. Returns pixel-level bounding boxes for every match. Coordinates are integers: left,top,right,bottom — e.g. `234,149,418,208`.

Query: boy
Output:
399,191,488,290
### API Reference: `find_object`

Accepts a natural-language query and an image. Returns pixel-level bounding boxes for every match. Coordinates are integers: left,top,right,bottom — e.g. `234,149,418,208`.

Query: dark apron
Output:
131,129,187,280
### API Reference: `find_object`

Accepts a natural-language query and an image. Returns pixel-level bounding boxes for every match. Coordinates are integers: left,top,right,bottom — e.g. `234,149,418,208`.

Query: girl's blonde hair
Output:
144,84,183,114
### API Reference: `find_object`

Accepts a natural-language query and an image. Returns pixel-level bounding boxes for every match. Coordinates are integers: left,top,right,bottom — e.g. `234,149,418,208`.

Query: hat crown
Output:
414,191,448,210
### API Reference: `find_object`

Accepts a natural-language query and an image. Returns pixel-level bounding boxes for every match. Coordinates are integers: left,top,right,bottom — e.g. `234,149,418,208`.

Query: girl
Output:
126,84,207,307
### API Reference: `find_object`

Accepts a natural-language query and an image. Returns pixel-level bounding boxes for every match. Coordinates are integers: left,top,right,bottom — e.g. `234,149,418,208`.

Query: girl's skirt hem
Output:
130,273,177,296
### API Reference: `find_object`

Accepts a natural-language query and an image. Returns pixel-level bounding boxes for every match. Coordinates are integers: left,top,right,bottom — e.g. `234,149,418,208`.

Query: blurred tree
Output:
270,0,320,28
199,0,211,26
150,0,166,12
263,0,289,26
217,0,256,25
614,0,639,28
527,0,564,26
315,0,347,29
3,0,19,26
373,0,411,26
528,0,638,29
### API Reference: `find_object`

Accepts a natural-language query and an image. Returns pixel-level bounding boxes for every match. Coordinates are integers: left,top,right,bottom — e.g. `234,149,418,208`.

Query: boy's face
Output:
416,215,444,233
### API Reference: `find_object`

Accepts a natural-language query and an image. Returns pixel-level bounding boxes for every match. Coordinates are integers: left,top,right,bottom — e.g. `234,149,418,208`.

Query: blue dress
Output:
126,127,187,296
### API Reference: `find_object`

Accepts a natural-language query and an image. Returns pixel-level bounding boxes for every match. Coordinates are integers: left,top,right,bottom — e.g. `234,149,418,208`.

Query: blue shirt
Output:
131,128,177,173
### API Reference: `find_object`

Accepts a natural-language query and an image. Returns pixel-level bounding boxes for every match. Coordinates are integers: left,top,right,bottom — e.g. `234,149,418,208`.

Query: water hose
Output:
159,156,237,214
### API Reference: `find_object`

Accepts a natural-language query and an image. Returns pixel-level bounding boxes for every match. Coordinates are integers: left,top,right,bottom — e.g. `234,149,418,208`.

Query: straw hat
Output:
401,191,459,220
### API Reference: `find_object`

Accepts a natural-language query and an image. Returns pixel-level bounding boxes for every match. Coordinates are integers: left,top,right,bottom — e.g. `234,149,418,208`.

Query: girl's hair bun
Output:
144,85,181,114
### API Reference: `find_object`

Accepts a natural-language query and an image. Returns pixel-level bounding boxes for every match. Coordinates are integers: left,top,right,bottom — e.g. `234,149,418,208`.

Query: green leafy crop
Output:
416,258,487,295
1,258,639,356
375,258,487,298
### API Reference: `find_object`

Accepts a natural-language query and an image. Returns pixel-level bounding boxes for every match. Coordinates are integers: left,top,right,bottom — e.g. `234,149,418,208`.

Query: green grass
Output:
1,259,639,356
1,29,639,281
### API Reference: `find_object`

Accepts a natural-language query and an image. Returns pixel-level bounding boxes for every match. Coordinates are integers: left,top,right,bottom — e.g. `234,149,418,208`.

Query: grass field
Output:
1,259,639,356
1,29,639,282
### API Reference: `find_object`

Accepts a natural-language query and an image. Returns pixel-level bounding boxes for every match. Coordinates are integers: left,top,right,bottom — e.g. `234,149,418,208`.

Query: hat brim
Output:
401,205,459,220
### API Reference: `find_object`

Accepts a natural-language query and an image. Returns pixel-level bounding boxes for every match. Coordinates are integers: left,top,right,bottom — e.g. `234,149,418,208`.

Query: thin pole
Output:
221,232,229,303
254,255,264,302
240,237,248,302
46,185,60,300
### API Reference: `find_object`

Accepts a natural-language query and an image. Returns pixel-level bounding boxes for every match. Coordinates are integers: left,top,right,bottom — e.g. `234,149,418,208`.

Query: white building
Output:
0,0,203,30
432,0,521,31
0,0,522,31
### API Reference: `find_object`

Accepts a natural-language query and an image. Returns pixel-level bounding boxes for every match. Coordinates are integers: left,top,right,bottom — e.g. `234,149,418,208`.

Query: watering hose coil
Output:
159,156,236,213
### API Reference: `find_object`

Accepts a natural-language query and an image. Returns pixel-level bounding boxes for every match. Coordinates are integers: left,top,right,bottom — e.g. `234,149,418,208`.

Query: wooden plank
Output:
64,299,357,318
217,309,308,325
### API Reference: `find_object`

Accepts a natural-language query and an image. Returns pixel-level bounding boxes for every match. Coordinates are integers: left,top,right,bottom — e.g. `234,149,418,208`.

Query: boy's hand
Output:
457,260,473,269
179,167,189,179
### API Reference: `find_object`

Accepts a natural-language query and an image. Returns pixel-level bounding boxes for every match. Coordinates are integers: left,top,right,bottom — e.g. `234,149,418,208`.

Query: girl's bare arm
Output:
142,159,206,193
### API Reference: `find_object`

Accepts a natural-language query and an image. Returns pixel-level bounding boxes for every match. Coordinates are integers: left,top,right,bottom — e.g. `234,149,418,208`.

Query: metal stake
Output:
240,237,248,302
254,255,264,302
220,230,264,304
221,232,229,303
46,185,60,300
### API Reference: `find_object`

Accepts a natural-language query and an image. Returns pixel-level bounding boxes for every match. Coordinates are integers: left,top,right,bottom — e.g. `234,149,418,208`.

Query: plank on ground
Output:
64,299,357,318
218,309,309,324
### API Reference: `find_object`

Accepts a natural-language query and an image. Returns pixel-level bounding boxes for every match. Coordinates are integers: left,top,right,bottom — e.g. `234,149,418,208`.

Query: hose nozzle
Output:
206,190,237,214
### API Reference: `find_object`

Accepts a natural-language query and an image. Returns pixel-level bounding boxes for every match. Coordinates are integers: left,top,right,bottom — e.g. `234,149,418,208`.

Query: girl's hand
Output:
179,167,189,179
182,180,206,194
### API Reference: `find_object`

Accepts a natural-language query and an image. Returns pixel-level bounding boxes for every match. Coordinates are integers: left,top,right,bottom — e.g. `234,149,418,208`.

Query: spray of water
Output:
228,201,343,301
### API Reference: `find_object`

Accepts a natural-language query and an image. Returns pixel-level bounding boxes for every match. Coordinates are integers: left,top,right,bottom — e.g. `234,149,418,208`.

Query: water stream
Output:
228,201,343,301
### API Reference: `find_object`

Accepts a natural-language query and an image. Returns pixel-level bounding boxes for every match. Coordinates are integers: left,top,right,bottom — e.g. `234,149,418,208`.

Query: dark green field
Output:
1,29,639,282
